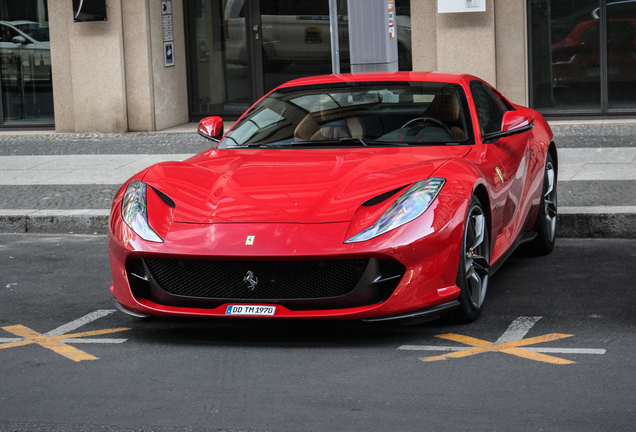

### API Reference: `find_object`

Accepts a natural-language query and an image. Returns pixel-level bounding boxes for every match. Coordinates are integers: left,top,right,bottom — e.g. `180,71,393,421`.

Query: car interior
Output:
222,84,472,147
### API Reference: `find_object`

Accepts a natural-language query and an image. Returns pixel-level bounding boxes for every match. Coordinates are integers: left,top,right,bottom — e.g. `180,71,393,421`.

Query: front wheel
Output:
448,195,490,323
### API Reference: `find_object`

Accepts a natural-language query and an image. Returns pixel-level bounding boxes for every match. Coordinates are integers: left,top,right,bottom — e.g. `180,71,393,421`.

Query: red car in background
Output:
108,72,557,324
552,18,636,84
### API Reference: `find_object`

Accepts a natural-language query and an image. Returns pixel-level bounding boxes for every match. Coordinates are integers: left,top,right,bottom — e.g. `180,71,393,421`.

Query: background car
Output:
0,20,51,85
552,18,636,85
108,72,557,324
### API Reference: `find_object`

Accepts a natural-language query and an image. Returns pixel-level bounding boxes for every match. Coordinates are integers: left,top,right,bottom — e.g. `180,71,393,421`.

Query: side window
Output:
470,81,506,135
1,24,20,43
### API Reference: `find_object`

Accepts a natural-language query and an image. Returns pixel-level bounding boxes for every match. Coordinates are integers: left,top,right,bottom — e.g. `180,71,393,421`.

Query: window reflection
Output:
259,0,349,94
531,0,636,113
0,0,53,125
187,0,412,118
189,0,251,116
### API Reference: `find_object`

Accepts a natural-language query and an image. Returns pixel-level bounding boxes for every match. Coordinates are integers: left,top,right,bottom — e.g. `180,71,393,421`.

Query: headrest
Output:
424,94,461,123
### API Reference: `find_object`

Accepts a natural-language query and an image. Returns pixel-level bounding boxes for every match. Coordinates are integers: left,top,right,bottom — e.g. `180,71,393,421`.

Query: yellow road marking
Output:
1,325,130,362
421,333,576,364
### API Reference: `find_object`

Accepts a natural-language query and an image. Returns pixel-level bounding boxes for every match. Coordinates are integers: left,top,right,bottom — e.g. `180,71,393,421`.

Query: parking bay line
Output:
0,337,127,344
44,309,116,337
398,345,606,355
397,316,607,364
0,309,130,362
0,309,127,344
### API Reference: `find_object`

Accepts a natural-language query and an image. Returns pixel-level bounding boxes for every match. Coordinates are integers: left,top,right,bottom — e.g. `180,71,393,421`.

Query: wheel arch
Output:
472,183,493,258
548,141,558,175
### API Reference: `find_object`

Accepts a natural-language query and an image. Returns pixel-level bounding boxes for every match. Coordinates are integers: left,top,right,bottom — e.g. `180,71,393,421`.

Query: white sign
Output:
438,0,486,13
162,0,172,15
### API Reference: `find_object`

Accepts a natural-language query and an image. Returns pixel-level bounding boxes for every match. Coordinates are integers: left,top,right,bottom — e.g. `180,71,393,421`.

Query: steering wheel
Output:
402,117,453,137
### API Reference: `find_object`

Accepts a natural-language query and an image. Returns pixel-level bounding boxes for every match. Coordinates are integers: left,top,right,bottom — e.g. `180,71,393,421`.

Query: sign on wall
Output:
162,1,175,67
164,42,175,67
438,0,486,13
73,0,108,22
388,0,396,40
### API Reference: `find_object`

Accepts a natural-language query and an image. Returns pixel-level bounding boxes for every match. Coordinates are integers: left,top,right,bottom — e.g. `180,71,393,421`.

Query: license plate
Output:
225,305,276,316
586,68,600,77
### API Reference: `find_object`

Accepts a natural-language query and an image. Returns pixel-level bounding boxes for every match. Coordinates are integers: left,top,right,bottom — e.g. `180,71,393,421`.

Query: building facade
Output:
0,0,634,132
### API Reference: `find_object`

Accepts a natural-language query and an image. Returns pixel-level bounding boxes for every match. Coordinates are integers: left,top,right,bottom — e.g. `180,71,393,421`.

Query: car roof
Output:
278,71,480,89
6,20,38,25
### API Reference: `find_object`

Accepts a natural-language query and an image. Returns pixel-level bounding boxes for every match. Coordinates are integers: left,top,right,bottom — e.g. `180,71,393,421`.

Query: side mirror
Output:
12,35,28,45
501,111,533,133
198,116,224,142
482,111,534,143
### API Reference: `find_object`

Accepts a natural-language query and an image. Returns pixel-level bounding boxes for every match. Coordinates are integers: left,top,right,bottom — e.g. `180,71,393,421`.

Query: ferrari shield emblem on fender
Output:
495,167,505,183
245,235,255,245
243,271,258,290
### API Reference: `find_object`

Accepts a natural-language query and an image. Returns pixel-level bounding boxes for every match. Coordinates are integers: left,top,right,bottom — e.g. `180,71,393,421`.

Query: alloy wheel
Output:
464,206,489,309
544,161,557,242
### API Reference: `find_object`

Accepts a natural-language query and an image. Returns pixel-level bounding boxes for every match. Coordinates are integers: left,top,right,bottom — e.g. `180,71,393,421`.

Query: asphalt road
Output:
0,234,635,432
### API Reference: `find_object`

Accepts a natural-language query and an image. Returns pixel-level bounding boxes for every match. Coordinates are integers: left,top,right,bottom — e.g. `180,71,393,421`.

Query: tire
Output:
448,195,490,323
526,153,557,255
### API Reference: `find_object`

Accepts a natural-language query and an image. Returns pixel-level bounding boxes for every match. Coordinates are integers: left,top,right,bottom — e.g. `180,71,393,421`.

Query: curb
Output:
558,213,636,239
0,211,109,235
1,209,634,238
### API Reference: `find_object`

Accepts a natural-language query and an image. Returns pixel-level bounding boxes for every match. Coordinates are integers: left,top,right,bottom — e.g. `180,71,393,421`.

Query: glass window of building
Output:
531,0,636,114
185,0,411,120
0,0,53,127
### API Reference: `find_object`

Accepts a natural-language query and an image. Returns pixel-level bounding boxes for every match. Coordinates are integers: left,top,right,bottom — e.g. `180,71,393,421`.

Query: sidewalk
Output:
0,122,635,238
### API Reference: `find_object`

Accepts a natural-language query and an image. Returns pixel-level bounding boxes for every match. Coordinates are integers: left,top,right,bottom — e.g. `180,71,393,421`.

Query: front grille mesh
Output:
142,257,369,300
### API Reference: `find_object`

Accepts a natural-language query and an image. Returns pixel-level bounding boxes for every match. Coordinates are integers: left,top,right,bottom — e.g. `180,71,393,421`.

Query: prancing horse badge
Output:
245,235,255,245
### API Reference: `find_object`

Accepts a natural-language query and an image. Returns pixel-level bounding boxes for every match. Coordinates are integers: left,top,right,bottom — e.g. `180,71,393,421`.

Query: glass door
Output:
606,0,636,111
186,0,350,119
186,0,411,119
0,0,54,127
257,0,350,94
530,0,636,115
186,0,254,117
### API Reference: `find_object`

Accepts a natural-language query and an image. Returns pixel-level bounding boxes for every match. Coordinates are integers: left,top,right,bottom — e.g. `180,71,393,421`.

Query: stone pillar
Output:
48,0,189,133
436,0,497,86
122,0,155,132
411,0,529,105
495,0,529,105
49,0,128,133
147,0,189,131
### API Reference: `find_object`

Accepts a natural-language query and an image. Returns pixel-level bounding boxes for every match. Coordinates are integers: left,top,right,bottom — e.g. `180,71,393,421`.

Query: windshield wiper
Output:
289,138,408,147
227,138,412,148
226,143,279,148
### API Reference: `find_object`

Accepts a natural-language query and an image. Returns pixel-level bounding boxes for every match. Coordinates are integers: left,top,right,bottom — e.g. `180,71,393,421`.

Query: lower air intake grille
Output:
142,257,370,300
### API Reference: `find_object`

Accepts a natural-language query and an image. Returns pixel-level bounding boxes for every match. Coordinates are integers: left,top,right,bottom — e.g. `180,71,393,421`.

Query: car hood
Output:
141,147,470,224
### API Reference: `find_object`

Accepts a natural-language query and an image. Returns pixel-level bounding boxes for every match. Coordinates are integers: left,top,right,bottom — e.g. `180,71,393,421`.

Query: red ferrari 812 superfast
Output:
108,72,557,323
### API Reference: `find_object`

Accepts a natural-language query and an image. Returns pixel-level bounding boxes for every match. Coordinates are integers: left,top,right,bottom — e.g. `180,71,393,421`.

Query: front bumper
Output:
108,194,468,320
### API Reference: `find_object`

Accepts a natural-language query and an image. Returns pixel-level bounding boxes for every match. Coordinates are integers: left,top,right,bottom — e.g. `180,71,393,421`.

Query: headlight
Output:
121,180,163,243
345,178,445,243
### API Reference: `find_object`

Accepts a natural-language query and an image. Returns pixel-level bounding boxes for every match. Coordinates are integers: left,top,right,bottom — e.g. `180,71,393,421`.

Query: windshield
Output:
219,81,474,148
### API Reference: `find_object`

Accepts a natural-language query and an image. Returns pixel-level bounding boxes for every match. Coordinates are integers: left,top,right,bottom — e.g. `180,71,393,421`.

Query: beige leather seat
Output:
420,94,467,140
294,111,365,141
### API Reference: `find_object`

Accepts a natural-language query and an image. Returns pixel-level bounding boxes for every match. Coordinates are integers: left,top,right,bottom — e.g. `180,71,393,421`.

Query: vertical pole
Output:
347,0,398,72
37,0,46,27
600,0,608,113
329,0,341,74
245,0,264,99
